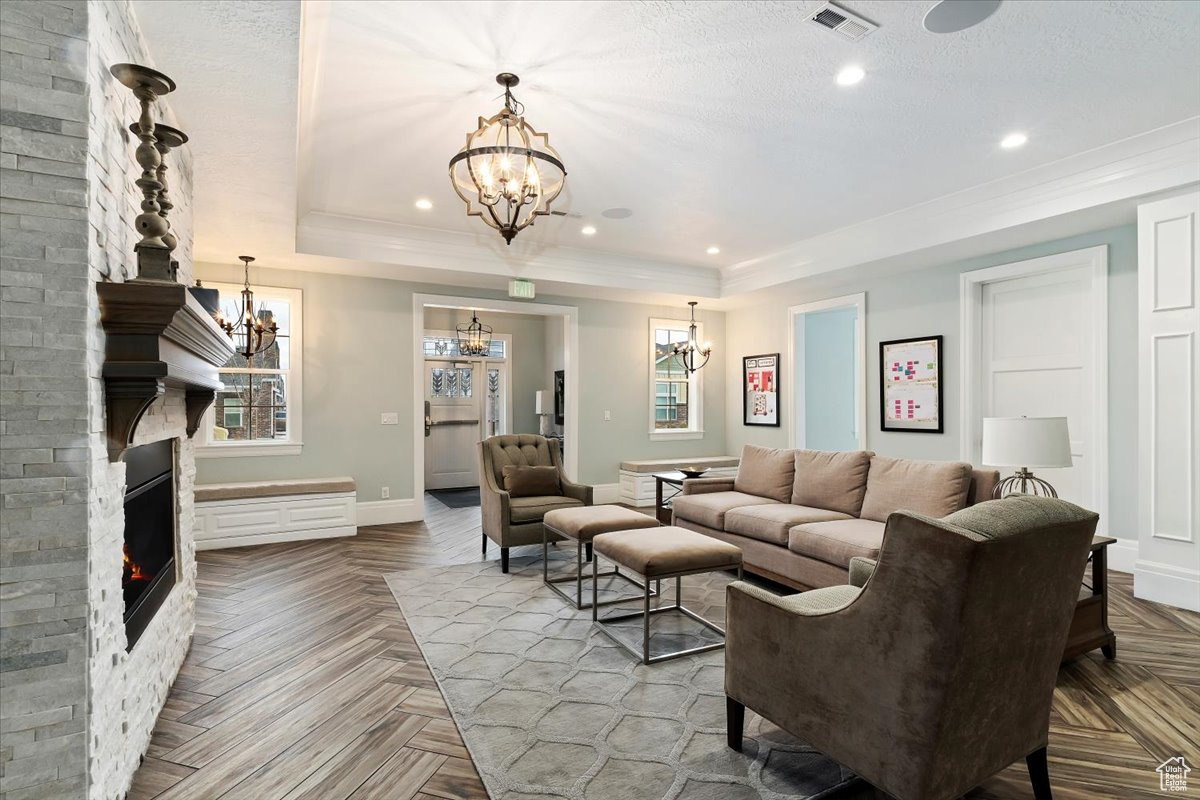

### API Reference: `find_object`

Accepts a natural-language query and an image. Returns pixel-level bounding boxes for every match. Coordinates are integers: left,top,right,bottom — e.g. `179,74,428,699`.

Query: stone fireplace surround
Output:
0,3,208,799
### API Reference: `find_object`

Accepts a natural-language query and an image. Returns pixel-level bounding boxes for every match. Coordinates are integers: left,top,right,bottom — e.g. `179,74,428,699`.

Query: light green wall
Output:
724,225,1138,540
195,263,727,496
423,308,546,436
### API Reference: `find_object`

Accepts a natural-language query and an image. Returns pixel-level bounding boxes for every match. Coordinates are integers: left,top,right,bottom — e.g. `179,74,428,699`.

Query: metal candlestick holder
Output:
110,63,177,282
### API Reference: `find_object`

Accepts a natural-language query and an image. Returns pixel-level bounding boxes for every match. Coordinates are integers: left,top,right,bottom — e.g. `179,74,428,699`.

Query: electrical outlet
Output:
381,486,390,499
380,412,399,425
604,410,612,421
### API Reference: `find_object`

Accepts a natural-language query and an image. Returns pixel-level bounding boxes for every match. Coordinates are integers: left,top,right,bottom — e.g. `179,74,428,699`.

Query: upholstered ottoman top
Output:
593,526,742,578
543,505,659,542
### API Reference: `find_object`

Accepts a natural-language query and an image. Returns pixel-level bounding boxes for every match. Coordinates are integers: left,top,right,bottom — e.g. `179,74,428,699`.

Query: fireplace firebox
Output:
123,439,177,651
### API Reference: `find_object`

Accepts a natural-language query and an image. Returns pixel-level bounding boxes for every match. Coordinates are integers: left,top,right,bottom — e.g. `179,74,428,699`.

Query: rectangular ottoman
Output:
592,525,743,664
542,505,661,610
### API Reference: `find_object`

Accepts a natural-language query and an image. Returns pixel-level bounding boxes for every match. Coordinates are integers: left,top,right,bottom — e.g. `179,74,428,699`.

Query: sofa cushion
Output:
725,504,851,546
671,491,779,530
790,449,873,516
502,464,561,497
858,455,973,523
508,495,583,523
734,445,796,502
787,518,887,569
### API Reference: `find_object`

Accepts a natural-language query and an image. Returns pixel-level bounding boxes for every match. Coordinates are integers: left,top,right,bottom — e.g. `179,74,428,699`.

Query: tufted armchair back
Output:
482,434,560,486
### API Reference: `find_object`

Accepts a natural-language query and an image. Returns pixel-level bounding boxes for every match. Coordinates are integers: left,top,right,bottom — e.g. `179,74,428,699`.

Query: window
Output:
649,318,703,439
200,284,303,457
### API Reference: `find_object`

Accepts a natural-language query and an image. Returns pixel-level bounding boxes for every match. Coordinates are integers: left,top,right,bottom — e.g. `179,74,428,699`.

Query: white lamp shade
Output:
534,390,549,415
981,416,1073,468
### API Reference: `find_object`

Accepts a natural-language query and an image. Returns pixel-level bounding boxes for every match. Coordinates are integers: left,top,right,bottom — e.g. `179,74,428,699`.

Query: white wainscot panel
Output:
196,492,357,550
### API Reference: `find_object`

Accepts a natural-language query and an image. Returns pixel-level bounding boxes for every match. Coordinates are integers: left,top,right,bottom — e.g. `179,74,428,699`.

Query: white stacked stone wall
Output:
84,2,197,799
1,1,197,799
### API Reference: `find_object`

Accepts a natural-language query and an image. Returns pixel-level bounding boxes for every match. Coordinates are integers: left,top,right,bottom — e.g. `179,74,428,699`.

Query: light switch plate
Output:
381,412,399,425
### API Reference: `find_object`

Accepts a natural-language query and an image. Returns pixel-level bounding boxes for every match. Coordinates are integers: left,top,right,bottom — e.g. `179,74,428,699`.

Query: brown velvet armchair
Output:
725,495,1098,800
478,434,592,572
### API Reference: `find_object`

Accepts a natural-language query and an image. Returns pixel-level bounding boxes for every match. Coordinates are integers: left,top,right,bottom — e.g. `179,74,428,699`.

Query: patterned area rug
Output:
385,552,868,800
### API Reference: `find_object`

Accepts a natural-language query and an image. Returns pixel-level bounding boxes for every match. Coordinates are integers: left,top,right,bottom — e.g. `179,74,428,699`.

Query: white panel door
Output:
978,265,1099,510
1137,192,1200,612
424,361,482,490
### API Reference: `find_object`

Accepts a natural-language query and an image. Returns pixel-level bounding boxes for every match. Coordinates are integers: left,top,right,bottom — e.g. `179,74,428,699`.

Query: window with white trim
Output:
649,318,703,438
200,284,303,457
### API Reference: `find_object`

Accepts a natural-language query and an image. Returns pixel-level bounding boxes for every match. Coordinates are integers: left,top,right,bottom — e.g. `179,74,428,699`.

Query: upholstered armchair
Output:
478,434,593,572
725,495,1098,800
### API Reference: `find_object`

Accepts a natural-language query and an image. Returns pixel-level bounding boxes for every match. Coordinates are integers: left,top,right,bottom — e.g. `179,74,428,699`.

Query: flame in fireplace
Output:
123,543,148,583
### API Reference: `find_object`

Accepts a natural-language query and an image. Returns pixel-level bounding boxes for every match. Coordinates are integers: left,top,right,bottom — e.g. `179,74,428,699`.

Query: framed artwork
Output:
879,335,943,433
553,369,565,425
743,354,780,427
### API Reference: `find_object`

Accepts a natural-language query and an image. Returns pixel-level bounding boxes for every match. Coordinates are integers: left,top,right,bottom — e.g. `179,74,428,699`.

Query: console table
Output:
1063,535,1117,661
653,472,687,525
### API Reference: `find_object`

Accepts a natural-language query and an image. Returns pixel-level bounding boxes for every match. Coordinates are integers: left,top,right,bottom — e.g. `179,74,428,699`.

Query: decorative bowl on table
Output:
679,467,709,479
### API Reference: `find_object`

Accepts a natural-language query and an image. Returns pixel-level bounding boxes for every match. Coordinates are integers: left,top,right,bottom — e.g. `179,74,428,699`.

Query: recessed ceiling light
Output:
581,225,597,236
415,198,433,210
1000,132,1028,149
836,65,865,87
706,246,720,255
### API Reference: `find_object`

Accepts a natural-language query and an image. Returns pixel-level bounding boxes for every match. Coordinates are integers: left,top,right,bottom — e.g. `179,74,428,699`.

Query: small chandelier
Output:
457,310,493,356
673,301,713,374
449,73,566,245
218,256,278,361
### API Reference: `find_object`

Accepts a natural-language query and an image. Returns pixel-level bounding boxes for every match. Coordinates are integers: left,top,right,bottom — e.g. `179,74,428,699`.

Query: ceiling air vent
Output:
808,2,878,41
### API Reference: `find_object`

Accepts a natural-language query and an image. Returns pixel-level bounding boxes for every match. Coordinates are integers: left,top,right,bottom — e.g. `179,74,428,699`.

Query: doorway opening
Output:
788,293,867,451
413,295,579,517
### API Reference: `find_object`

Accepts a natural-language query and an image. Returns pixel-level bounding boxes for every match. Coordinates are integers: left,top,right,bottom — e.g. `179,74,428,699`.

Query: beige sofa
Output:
672,445,998,590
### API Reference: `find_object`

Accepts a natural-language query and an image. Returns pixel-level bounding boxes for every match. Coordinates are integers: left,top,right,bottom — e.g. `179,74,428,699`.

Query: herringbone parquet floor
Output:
129,496,1199,800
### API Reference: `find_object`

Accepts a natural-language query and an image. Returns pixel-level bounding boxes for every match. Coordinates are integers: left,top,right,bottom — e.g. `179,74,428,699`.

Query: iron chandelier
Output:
457,310,493,357
673,301,713,374
218,256,278,362
449,73,567,245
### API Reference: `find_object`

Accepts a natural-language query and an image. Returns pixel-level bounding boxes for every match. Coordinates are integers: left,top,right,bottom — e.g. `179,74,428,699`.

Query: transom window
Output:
200,284,303,456
649,319,703,438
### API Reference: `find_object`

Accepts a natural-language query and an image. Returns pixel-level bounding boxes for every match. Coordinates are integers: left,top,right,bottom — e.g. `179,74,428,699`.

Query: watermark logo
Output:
1157,756,1191,792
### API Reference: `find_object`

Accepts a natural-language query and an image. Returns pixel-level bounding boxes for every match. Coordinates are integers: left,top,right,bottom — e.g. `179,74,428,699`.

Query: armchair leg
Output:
726,697,745,751
481,532,487,555
1026,747,1052,800
501,547,510,574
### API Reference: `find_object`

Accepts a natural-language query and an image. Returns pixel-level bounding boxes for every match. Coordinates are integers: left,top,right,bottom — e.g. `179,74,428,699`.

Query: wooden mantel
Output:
97,280,236,461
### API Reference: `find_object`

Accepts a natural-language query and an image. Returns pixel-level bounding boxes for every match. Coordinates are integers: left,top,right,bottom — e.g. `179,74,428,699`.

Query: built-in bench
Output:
194,477,357,550
618,456,740,508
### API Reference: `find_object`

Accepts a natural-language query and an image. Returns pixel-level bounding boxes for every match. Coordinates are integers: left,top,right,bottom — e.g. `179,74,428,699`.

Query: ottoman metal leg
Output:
593,564,743,665
543,523,657,611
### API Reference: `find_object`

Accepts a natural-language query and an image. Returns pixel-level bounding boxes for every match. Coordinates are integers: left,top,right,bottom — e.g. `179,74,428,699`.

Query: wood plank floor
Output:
130,496,1200,799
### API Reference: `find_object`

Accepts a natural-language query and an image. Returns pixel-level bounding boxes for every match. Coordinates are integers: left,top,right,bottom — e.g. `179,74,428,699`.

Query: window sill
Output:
649,430,704,442
197,442,303,459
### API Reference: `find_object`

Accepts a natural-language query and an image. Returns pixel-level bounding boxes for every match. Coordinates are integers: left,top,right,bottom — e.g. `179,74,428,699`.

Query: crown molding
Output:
721,118,1200,296
295,211,722,298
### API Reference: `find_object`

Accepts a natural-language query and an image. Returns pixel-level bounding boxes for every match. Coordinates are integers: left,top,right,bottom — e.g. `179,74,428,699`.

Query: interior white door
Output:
978,265,1100,509
424,361,482,490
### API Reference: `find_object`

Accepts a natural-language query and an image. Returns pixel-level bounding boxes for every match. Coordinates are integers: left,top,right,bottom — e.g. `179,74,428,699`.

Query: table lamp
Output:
535,390,551,436
981,416,1072,498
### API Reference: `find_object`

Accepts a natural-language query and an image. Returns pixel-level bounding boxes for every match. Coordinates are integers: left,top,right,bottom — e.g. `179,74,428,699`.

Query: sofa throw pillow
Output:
859,455,972,522
502,465,561,498
733,444,796,503
791,449,873,516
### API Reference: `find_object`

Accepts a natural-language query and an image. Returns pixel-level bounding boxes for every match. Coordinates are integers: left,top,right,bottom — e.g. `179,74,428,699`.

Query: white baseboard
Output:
357,498,421,526
592,483,620,505
196,525,355,551
1107,538,1139,574
1134,559,1200,613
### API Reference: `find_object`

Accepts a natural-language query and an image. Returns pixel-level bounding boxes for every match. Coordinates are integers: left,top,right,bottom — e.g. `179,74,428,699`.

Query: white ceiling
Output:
135,0,1200,300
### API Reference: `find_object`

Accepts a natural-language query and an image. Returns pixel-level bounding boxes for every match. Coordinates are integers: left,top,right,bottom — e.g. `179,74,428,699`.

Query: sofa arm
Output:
561,478,593,505
682,476,735,495
848,557,877,588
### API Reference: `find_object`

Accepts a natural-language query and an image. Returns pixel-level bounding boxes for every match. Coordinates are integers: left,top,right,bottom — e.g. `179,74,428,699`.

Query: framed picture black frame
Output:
742,353,781,427
879,335,944,433
553,369,565,425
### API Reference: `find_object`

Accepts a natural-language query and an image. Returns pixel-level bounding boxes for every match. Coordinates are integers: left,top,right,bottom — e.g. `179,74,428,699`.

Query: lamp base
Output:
993,468,1058,499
